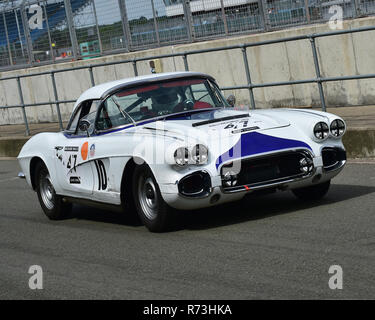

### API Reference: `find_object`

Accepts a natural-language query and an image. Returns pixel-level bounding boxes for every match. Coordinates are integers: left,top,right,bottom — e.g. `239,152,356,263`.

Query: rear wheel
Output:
292,180,331,201
133,164,177,232
35,161,72,220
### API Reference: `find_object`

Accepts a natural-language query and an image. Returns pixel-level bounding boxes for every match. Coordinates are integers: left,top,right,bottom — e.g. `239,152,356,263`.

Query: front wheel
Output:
292,180,331,201
133,164,177,232
35,161,72,220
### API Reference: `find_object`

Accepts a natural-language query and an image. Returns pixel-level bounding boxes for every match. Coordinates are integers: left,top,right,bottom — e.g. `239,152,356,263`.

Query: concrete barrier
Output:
343,129,375,158
2,16,375,125
0,138,29,158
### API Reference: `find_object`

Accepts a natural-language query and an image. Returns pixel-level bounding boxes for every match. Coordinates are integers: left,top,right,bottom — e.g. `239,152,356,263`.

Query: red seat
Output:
193,101,212,109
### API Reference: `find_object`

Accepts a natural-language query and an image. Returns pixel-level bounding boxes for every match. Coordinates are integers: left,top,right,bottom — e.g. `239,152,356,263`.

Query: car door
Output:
87,96,134,204
54,100,99,197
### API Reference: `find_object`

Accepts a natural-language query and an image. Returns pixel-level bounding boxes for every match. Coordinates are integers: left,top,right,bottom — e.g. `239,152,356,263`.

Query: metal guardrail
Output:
1,24,375,136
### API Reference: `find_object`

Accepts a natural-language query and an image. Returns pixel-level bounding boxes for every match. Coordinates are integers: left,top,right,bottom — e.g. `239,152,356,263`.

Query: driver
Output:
151,87,180,114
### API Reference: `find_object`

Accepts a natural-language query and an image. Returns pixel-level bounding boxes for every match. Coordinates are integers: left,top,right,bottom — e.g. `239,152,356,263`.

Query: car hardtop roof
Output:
73,71,214,110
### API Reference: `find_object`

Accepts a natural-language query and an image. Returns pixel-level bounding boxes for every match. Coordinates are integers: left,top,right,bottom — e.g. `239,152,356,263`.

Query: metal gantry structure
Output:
1,0,375,71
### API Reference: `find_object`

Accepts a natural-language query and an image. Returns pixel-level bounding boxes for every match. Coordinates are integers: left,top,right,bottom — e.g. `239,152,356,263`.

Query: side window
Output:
66,100,100,135
96,97,132,131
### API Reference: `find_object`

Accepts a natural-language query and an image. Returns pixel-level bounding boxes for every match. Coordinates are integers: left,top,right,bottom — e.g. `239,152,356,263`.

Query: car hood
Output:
140,108,290,139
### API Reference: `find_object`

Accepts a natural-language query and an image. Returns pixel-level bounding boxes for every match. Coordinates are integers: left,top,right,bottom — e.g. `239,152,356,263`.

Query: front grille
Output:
322,147,346,171
221,150,314,193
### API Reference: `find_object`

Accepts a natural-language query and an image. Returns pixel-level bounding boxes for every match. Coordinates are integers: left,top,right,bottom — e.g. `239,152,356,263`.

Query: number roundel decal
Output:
81,142,89,161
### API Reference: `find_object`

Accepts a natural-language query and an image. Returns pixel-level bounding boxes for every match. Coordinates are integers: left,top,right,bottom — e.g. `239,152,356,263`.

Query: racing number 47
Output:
67,155,77,172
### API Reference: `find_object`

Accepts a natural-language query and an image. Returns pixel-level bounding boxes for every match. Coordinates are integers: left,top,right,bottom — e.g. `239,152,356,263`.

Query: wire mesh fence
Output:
1,0,375,70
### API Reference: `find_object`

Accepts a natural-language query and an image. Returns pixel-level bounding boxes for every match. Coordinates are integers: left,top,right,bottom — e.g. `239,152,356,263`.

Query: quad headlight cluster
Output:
174,144,209,166
330,119,346,137
313,119,345,141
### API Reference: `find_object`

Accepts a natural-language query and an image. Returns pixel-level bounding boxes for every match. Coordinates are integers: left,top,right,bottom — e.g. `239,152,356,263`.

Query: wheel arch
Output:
30,156,45,190
120,156,151,211
119,156,170,213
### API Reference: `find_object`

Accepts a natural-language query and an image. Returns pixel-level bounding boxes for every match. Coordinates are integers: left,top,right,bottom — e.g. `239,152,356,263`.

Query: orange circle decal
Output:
81,142,88,161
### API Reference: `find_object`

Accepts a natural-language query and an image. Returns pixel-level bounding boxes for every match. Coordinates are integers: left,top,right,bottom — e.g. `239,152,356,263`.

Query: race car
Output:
18,72,347,232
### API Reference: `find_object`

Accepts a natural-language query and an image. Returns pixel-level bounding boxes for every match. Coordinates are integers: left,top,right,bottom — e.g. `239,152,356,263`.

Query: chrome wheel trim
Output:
138,175,158,220
40,171,55,210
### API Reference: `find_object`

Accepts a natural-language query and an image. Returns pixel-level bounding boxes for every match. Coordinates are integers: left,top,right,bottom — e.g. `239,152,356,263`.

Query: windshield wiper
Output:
192,113,250,127
163,107,220,119
111,97,136,126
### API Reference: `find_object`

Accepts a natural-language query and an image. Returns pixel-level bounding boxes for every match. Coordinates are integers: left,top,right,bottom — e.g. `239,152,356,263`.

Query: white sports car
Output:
18,72,347,232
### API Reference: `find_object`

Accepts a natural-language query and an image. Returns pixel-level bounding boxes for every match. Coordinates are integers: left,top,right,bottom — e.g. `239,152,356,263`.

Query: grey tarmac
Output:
0,160,374,299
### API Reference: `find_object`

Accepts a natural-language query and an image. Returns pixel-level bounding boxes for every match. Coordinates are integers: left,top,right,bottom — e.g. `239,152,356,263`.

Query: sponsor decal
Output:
69,176,81,184
64,146,79,152
90,144,95,158
81,142,89,161
55,146,64,162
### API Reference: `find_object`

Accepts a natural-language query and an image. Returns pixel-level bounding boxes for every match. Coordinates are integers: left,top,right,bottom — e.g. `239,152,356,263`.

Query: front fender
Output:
17,133,60,191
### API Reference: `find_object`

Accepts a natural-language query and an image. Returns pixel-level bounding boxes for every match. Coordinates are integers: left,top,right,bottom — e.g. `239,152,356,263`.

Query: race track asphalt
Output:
0,160,374,299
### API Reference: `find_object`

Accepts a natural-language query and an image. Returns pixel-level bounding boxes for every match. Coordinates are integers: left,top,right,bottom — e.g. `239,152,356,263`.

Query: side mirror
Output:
78,119,91,137
226,94,236,107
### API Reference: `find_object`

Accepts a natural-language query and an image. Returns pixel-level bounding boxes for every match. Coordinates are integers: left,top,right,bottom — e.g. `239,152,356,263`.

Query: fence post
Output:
241,46,256,110
16,77,30,136
258,0,270,31
50,72,64,130
182,0,194,42
20,3,35,64
151,0,160,46
182,54,189,71
118,0,132,51
353,0,362,17
89,66,95,86
2,12,13,65
42,1,55,61
91,0,103,54
219,0,229,36
304,0,311,23
63,0,79,59
310,37,327,112
132,61,138,76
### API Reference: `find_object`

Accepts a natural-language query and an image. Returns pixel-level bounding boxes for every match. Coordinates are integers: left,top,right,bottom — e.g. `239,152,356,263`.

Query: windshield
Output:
96,78,228,131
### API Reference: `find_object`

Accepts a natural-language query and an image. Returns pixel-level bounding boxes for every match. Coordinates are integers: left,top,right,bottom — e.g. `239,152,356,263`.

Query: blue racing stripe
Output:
216,131,312,169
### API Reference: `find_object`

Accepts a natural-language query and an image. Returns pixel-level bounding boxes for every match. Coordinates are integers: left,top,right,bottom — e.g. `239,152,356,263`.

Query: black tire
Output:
35,161,72,220
292,180,331,201
120,176,141,226
132,164,177,232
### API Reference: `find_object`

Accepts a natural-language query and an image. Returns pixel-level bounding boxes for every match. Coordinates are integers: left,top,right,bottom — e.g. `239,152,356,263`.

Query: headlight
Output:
330,119,345,137
299,157,314,174
222,162,238,187
174,147,189,166
222,171,238,187
191,144,208,164
313,122,329,140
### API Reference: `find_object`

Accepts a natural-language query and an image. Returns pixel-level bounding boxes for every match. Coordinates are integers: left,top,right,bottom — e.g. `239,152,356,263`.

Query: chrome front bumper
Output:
160,148,346,210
